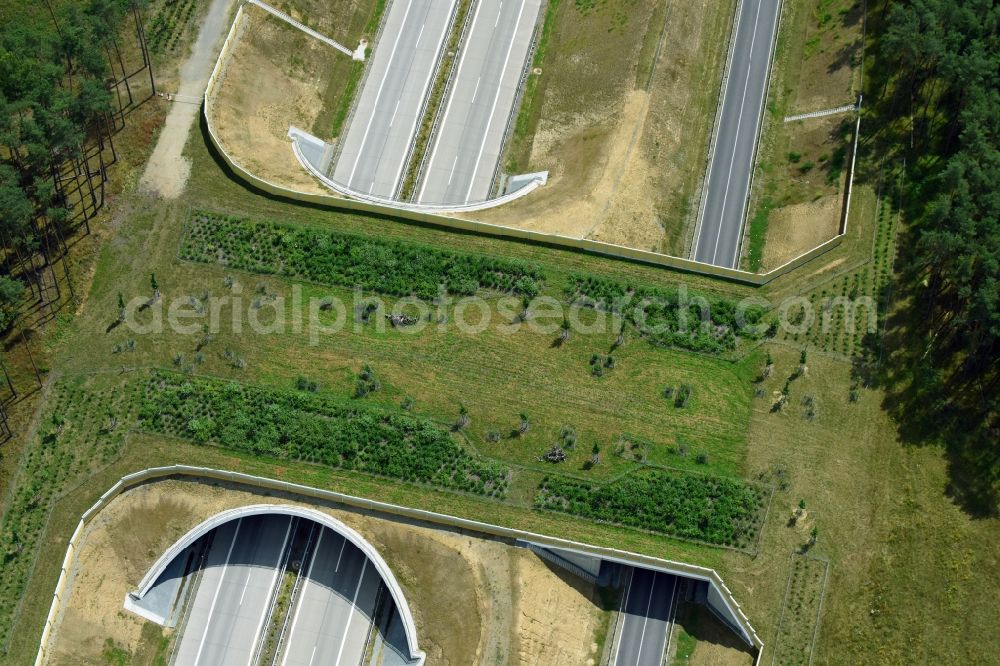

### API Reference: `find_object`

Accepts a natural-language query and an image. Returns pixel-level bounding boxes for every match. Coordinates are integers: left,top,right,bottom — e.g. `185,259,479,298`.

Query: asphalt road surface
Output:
417,0,542,205
332,0,457,197
173,515,293,666
280,526,384,666
613,568,679,666
692,0,783,269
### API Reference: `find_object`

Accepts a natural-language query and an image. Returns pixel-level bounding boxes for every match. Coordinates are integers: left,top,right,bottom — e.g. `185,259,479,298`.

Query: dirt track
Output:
139,0,236,198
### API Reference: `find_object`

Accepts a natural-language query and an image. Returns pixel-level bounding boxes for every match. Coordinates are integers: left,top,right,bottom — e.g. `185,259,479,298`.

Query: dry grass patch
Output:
761,194,841,268
744,0,864,270
209,6,330,192
479,0,735,254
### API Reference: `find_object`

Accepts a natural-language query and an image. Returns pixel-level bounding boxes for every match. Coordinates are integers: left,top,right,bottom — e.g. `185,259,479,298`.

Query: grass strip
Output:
325,0,388,138
745,199,772,272
398,0,476,200
504,0,561,173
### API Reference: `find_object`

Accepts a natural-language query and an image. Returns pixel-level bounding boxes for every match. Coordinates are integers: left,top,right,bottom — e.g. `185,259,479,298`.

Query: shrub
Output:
565,275,768,354
355,365,381,397
0,276,24,333
535,471,767,546
180,211,543,299
138,371,510,498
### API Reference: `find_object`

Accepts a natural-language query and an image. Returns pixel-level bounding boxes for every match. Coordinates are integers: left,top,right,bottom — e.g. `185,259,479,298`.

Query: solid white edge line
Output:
463,0,528,203
347,0,417,187
691,0,748,261
332,558,370,665
728,0,782,270
417,0,487,202
192,518,243,666
633,571,659,666
612,567,635,666
661,575,680,660
334,533,347,573
388,0,459,193
245,516,294,666
279,527,325,666
709,0,765,267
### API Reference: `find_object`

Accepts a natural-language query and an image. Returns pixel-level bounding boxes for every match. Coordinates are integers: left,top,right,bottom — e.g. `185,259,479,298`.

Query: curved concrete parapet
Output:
131,504,425,665
37,466,764,665
288,126,546,214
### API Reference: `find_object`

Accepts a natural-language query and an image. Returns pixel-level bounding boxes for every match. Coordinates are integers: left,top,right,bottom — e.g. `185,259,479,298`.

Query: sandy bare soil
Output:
477,0,732,256
202,0,735,260
47,478,608,665
209,6,330,194
480,91,659,250
763,194,841,269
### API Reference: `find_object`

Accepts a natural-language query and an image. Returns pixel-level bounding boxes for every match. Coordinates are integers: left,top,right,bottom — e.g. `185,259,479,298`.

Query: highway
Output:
692,0,783,269
416,0,542,205
173,515,293,666
279,526,384,666
331,0,457,197
613,568,679,666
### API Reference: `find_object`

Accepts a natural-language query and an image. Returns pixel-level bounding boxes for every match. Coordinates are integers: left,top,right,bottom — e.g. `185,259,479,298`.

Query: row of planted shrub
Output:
534,470,767,549
179,211,543,299
139,371,511,498
566,275,771,353
179,212,772,355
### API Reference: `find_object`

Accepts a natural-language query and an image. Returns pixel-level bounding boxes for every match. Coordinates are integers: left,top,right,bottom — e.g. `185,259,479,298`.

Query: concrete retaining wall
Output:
35,465,764,663
202,6,845,287
130,504,425,665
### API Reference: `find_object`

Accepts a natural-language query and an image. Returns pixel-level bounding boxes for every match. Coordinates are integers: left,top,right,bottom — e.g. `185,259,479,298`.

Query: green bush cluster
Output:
180,212,543,299
0,379,138,649
534,470,767,548
138,372,510,498
148,0,199,54
566,275,769,354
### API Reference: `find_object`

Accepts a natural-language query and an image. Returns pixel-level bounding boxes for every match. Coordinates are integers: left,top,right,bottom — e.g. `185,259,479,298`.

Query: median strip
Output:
398,0,478,200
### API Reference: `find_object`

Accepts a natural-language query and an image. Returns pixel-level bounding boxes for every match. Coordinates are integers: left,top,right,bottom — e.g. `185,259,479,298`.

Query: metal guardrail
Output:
489,0,545,199
784,103,857,122
689,0,747,259
328,0,397,172
408,0,480,201
248,517,297,666
289,130,545,212
269,522,317,665
247,0,356,57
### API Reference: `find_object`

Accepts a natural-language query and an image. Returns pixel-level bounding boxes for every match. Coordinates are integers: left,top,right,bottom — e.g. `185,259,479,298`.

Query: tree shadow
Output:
827,38,862,76
871,258,999,518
